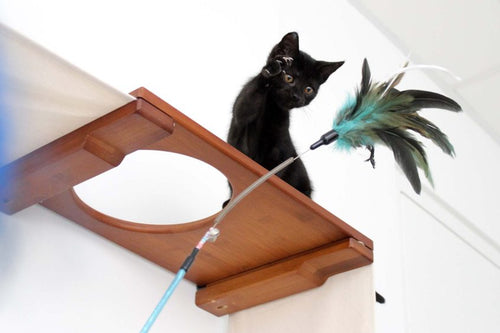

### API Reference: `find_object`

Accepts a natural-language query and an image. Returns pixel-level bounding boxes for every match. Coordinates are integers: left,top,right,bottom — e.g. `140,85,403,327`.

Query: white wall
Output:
1,0,499,332
0,206,226,333
397,193,500,333
228,266,375,333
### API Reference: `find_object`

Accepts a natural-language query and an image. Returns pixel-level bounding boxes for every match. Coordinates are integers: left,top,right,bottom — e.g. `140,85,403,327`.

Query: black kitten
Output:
227,32,344,197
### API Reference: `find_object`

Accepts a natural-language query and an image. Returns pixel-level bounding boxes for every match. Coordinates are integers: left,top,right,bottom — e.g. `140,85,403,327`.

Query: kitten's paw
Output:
261,55,294,78
261,60,282,78
274,55,294,68
280,56,294,67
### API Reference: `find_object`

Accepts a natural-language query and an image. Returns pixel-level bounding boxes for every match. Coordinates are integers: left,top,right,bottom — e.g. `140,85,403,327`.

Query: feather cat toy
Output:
311,58,462,194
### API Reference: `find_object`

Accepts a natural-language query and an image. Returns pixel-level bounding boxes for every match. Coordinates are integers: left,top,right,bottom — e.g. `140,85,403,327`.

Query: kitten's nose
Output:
292,93,301,102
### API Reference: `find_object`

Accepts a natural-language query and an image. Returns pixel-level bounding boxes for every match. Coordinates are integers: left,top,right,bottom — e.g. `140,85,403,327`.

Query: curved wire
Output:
212,152,307,229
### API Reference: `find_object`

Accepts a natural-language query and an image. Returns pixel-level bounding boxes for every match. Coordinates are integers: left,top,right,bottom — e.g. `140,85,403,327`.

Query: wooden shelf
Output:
0,87,373,316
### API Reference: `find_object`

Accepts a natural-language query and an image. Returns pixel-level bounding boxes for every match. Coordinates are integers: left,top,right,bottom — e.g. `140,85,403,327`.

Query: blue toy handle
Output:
140,268,187,333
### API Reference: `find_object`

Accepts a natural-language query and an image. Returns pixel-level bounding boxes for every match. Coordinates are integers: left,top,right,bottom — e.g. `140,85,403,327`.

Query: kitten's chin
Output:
286,102,305,110
283,104,297,111
277,100,303,110
274,95,305,110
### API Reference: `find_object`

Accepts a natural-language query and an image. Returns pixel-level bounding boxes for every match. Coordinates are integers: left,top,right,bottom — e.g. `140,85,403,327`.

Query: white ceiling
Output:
349,0,500,144
0,23,134,164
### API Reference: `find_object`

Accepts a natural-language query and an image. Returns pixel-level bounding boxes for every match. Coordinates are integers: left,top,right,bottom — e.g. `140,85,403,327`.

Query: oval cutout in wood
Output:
73,150,229,225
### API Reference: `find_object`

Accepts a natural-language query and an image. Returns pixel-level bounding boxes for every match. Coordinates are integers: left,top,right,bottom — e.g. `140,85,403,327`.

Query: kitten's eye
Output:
304,86,314,95
284,73,294,83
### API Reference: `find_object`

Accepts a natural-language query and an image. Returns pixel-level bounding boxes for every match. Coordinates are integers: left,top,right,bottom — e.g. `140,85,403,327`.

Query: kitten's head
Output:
267,32,344,110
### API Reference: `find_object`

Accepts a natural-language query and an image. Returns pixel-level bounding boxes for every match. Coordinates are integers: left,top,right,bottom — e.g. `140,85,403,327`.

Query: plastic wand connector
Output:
310,129,339,150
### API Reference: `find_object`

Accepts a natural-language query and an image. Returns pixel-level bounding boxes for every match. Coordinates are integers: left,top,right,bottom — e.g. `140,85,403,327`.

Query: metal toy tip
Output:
310,129,339,150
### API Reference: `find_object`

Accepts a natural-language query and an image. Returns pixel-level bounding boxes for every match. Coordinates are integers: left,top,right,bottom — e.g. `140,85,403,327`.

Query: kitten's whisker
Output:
302,105,323,132
302,106,314,120
302,107,311,119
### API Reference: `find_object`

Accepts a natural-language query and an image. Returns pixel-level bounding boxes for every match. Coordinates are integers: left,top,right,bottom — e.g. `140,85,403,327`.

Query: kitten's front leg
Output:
261,55,294,78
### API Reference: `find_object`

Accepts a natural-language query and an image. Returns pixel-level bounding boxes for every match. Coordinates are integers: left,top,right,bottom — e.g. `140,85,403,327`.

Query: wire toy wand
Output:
139,227,219,333
139,58,461,332
139,151,308,332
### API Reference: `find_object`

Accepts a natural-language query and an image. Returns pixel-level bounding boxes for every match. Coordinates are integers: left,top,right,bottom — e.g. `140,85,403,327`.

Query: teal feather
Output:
332,59,462,193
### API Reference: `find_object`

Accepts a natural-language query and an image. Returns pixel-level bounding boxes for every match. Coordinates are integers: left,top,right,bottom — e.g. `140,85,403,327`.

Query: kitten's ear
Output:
273,32,299,58
317,61,345,83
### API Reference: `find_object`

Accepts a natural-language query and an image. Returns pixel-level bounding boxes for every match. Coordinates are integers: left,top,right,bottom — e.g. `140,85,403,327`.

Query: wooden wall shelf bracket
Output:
0,87,373,316
196,238,372,316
